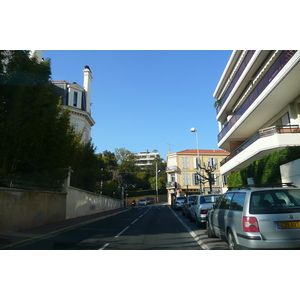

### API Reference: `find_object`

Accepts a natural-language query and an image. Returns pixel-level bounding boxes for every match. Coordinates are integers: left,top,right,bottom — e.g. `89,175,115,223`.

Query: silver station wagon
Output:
206,184,300,249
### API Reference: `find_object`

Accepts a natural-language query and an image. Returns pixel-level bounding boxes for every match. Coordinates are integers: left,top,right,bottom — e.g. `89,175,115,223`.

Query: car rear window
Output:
200,195,220,204
250,189,300,214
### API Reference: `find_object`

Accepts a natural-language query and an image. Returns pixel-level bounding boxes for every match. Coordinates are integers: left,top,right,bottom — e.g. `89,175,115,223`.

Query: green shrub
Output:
227,146,300,187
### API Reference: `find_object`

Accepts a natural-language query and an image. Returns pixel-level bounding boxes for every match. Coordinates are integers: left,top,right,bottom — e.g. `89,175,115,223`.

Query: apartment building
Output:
166,149,229,204
135,151,160,168
213,50,300,176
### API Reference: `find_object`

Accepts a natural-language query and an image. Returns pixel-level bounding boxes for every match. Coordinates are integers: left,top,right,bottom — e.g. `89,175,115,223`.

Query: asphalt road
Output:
2,205,228,250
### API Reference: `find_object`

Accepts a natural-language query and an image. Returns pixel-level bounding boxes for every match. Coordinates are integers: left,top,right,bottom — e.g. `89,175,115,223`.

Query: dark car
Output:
145,197,154,205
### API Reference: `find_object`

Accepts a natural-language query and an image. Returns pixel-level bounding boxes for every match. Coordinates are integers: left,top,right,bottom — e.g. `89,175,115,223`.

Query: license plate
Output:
277,221,300,229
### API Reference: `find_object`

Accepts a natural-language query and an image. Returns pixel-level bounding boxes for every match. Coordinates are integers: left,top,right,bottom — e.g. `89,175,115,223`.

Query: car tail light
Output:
175,201,180,205
242,216,260,232
200,210,208,214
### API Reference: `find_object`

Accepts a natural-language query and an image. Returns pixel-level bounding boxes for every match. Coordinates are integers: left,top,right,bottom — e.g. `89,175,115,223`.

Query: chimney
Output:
83,65,93,113
29,50,44,63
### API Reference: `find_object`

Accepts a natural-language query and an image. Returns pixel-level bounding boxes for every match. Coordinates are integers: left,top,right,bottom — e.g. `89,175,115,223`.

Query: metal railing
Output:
220,125,300,166
216,50,255,114
166,166,180,172
218,50,297,142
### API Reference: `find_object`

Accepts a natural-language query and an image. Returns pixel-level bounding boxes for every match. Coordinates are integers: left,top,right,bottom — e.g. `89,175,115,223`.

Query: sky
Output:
44,50,232,160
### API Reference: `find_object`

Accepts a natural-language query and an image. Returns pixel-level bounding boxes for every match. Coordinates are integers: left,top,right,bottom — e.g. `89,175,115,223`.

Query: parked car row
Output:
179,194,221,228
206,184,300,249
138,197,155,206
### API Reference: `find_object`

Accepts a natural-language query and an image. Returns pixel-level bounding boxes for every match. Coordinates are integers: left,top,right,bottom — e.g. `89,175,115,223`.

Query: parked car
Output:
138,199,147,206
189,194,220,227
182,195,196,218
173,196,186,210
145,197,154,205
206,183,300,249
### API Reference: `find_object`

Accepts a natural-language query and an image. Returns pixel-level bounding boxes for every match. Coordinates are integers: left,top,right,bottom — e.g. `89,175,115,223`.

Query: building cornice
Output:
62,106,95,126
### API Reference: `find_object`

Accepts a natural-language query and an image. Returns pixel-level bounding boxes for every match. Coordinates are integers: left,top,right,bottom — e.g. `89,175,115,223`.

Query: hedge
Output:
227,146,300,187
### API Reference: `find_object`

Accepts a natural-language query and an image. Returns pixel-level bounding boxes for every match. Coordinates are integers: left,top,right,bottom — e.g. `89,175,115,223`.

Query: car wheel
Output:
206,219,216,238
189,213,194,222
227,229,239,250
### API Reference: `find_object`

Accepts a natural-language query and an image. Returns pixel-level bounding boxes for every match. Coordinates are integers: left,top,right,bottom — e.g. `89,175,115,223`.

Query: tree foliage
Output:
0,50,79,189
227,146,300,187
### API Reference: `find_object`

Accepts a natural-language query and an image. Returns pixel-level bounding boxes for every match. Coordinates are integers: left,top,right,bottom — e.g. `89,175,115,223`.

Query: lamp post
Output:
155,162,161,203
190,127,202,195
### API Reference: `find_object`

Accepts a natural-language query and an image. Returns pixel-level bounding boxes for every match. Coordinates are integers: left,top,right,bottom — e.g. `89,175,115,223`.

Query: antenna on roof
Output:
166,143,173,154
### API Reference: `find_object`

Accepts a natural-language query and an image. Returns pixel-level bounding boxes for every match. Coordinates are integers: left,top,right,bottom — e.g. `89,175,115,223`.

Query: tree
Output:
0,50,79,190
114,147,140,185
197,161,218,194
70,140,99,192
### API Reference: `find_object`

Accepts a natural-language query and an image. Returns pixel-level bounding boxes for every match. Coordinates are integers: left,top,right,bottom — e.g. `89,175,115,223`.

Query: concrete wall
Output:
66,187,122,219
0,188,66,233
280,158,300,188
0,186,122,233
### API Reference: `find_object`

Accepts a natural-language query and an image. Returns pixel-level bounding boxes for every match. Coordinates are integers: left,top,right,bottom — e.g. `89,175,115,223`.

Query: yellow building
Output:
166,149,230,204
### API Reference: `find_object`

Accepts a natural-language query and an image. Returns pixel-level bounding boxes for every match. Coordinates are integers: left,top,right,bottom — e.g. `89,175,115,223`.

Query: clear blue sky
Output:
44,50,232,160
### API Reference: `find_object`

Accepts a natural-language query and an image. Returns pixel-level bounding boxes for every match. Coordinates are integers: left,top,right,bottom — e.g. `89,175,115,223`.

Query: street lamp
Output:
156,162,161,203
190,127,202,195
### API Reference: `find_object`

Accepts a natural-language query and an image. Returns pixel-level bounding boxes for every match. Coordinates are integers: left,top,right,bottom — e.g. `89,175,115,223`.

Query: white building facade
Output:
135,152,160,168
29,50,95,143
52,66,95,142
213,50,300,176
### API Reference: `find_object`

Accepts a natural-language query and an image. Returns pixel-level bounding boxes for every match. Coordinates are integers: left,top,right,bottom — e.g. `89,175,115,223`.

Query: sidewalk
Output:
0,206,130,250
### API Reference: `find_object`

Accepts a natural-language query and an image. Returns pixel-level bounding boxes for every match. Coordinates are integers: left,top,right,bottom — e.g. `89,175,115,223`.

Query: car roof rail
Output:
227,182,297,191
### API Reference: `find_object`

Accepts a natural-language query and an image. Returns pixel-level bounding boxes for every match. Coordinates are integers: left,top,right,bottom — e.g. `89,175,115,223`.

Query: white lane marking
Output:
115,226,129,237
169,207,209,250
115,207,151,238
99,243,109,250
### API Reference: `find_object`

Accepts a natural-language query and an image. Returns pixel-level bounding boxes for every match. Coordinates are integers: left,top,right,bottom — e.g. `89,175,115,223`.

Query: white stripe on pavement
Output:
99,243,109,250
169,207,209,250
115,226,129,238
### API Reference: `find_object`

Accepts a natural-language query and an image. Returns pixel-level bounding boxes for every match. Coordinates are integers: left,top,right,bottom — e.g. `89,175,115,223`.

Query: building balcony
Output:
218,50,299,150
166,166,180,173
166,181,181,189
220,125,300,175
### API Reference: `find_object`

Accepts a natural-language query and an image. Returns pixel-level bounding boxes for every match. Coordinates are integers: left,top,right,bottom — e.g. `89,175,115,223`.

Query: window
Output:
201,195,220,204
219,192,234,209
182,157,189,169
73,91,78,107
213,173,219,185
207,157,218,168
230,193,246,211
192,173,200,185
171,174,176,182
193,157,200,169
182,173,190,185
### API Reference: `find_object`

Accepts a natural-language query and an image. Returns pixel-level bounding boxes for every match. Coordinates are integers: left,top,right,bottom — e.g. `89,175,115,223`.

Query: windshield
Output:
200,195,220,204
250,189,300,214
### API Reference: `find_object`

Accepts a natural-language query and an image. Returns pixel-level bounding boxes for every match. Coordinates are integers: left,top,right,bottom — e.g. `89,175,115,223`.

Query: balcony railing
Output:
220,125,300,166
166,166,180,172
218,50,297,143
166,181,181,189
216,50,255,114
